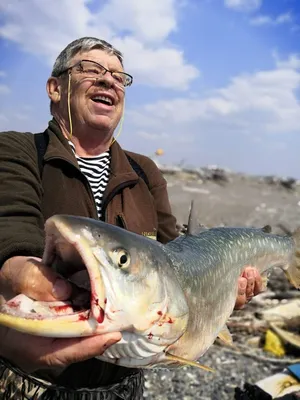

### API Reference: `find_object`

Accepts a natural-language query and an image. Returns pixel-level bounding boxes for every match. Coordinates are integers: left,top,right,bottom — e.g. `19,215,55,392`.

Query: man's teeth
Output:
92,96,113,105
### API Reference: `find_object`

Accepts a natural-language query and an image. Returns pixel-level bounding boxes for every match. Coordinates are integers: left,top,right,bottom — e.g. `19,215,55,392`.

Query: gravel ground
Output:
143,172,300,400
143,346,282,400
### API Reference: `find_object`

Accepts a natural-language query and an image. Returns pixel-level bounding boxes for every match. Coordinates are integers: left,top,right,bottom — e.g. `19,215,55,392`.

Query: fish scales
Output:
163,227,294,360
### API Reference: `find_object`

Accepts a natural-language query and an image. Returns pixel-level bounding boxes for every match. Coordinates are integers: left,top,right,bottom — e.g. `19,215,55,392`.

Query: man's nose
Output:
95,72,114,88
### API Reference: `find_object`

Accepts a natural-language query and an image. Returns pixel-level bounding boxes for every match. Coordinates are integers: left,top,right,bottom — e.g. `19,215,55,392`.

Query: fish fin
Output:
217,325,233,346
165,352,215,372
186,201,207,235
187,200,197,235
285,228,300,289
262,225,272,233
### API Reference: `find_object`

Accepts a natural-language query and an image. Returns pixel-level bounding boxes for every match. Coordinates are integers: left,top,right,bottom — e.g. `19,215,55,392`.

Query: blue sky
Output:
0,0,299,177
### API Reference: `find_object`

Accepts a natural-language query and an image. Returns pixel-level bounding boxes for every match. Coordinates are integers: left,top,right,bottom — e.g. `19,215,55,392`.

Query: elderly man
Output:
0,37,262,399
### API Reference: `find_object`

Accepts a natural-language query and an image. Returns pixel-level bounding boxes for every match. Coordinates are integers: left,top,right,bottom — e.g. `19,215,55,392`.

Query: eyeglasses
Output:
58,59,133,88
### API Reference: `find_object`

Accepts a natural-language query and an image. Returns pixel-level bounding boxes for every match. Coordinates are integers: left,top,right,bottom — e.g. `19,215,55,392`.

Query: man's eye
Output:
113,74,124,84
84,68,100,74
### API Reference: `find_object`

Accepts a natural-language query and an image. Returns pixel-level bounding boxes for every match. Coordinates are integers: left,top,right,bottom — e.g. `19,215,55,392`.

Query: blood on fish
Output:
168,317,174,324
96,307,105,323
147,332,154,340
49,305,71,313
104,298,107,304
7,301,19,308
91,296,105,323
157,311,163,316
78,314,89,321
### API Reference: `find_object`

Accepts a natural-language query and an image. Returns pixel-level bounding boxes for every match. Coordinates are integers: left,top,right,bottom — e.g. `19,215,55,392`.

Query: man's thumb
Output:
2,256,72,301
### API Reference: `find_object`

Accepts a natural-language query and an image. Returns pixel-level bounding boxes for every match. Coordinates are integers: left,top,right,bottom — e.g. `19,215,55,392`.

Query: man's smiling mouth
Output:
91,95,114,106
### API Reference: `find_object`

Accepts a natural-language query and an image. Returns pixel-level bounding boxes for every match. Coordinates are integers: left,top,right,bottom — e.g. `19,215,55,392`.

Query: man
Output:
0,37,262,399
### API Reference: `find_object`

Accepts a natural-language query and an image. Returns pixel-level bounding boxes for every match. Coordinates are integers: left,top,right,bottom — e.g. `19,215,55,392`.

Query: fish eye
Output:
111,249,130,269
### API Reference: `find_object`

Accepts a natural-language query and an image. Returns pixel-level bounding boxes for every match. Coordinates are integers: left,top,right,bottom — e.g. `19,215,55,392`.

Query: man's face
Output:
60,49,127,135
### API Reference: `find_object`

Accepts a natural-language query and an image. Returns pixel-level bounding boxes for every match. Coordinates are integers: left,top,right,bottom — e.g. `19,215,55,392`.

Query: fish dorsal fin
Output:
262,225,272,233
217,324,233,346
165,352,215,372
187,200,202,235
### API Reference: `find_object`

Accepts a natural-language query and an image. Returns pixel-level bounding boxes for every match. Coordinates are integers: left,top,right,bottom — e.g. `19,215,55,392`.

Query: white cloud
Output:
128,54,300,144
0,84,10,94
99,0,179,43
275,53,300,70
224,0,262,12
113,37,199,89
0,0,199,91
250,12,293,26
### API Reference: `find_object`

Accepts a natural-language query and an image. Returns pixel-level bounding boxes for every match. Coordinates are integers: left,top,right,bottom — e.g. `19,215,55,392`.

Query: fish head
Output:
32,215,188,367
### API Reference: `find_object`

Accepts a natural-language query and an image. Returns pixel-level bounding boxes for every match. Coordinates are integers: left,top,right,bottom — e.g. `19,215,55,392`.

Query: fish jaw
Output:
43,216,106,324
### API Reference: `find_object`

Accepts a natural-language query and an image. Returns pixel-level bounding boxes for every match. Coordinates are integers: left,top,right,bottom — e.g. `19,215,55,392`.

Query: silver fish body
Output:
0,215,299,371
163,227,295,361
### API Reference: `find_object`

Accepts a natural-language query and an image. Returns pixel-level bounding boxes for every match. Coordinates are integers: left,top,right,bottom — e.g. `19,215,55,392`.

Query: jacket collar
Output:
44,118,140,185
44,118,78,167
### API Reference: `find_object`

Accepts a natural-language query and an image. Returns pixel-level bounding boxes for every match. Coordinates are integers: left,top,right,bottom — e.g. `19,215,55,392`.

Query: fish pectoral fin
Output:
217,324,233,346
164,352,215,372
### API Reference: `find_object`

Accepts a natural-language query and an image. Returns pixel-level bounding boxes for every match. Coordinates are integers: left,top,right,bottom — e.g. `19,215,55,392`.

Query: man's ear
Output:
46,77,61,103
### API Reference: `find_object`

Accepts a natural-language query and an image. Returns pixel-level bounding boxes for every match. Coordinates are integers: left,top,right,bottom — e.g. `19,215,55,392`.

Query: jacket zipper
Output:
101,180,138,222
116,214,127,229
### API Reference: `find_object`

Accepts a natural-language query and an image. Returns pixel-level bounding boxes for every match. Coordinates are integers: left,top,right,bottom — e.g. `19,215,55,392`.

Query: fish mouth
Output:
43,216,106,324
0,216,108,337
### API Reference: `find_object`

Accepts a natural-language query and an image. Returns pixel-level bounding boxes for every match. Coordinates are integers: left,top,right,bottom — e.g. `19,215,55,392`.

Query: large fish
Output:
0,205,299,371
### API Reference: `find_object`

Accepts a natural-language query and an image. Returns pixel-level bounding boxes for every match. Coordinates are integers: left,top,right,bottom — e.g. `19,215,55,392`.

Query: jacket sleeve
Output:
0,131,45,267
135,156,179,244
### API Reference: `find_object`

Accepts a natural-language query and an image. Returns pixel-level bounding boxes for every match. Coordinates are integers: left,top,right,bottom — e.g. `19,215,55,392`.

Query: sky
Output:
0,0,299,177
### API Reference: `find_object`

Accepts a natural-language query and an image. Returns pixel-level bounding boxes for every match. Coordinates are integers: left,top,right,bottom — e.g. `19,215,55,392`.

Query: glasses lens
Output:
76,61,132,87
113,73,132,87
79,61,103,76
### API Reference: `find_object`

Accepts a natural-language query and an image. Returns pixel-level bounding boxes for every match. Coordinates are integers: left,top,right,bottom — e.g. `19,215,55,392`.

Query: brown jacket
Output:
0,119,178,391
0,119,178,267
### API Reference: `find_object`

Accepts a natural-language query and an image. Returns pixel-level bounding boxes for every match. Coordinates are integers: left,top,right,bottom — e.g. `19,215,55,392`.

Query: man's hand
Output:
235,266,264,309
0,256,121,373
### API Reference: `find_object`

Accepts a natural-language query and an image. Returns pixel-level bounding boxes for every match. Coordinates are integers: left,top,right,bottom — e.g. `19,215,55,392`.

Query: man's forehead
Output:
71,49,123,70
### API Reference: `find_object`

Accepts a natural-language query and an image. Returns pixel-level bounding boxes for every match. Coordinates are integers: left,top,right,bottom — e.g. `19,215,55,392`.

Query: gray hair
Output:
51,37,123,77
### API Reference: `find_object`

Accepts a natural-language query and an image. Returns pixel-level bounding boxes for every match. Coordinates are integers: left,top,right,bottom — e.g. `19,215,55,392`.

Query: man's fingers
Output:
243,267,255,299
235,267,263,310
253,270,263,295
235,277,247,309
0,256,72,301
41,333,122,369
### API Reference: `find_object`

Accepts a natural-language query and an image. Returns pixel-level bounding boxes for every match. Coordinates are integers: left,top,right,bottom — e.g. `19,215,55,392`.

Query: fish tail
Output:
285,228,300,289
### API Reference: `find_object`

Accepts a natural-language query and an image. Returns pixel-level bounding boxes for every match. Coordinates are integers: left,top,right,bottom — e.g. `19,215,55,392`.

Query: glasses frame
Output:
57,59,133,87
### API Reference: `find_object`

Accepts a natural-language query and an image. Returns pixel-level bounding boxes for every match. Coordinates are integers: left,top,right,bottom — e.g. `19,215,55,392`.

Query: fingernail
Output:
240,280,247,290
53,279,70,299
246,270,254,279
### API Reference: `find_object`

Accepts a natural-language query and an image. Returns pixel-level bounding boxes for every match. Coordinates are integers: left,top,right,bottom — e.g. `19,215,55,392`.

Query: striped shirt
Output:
69,142,111,218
